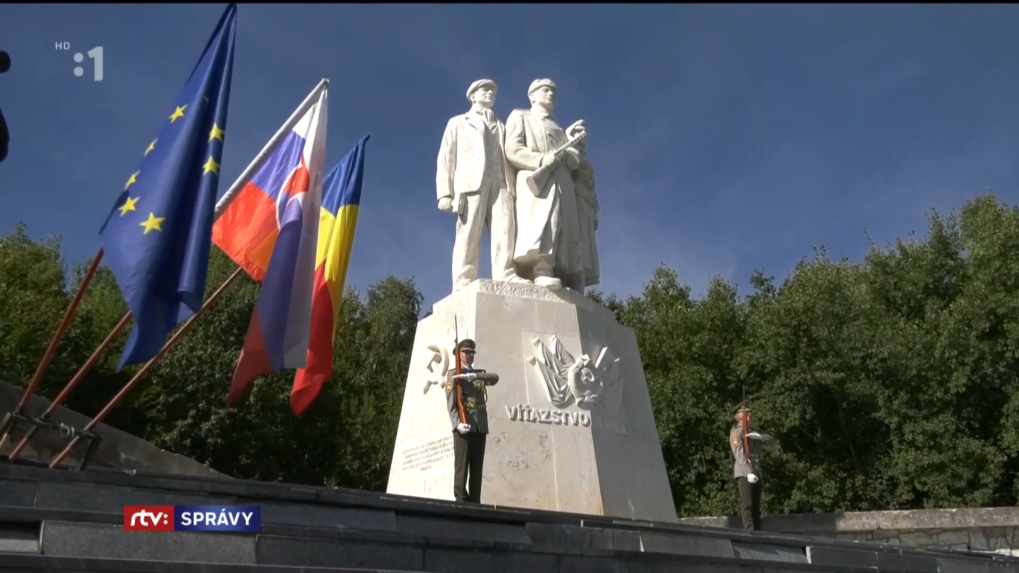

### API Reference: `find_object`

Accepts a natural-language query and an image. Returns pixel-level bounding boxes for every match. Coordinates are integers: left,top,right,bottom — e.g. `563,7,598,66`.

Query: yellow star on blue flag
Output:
98,3,238,369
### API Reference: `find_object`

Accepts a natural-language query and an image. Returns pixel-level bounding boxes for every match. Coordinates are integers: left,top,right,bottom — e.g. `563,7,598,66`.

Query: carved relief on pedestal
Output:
527,335,623,413
422,343,451,395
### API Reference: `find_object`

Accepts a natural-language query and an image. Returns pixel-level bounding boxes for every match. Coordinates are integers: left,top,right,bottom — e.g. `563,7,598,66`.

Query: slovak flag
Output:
211,86,329,406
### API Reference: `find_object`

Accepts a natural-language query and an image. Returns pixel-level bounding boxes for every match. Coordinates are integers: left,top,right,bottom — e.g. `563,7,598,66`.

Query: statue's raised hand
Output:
566,119,587,140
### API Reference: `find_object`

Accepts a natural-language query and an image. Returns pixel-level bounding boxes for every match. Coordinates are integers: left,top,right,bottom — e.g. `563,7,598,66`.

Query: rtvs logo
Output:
124,505,174,531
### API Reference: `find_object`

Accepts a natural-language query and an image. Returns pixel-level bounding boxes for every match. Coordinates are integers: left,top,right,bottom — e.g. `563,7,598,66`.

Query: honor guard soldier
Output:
730,401,773,530
445,339,499,503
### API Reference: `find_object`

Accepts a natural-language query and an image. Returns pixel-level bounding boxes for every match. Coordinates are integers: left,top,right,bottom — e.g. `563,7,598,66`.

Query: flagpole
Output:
5,312,132,462
3,83,309,456
4,74,324,460
5,122,273,462
214,78,329,218
0,247,104,453
47,266,246,469
17,78,330,468
5,127,256,462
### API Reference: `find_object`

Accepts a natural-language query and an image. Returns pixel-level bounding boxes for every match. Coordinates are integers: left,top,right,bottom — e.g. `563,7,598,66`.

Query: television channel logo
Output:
124,505,174,531
124,505,261,532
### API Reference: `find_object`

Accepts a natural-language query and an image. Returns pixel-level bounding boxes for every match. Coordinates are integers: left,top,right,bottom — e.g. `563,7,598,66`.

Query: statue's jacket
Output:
445,367,494,434
504,108,582,272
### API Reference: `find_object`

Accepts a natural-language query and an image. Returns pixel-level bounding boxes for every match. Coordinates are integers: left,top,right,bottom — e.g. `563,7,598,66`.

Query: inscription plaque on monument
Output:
400,435,454,472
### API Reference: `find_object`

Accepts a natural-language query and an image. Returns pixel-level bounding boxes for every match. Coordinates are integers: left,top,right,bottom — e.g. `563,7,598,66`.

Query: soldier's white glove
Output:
438,197,454,212
747,473,759,484
748,431,773,443
456,423,471,434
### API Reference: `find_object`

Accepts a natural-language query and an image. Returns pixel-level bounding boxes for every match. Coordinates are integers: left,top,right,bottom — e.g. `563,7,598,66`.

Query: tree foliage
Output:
595,193,1019,515
0,238,421,491
2,193,1019,516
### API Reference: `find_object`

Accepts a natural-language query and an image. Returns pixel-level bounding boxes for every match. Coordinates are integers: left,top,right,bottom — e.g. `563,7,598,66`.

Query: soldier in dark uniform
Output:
444,339,499,503
730,402,772,530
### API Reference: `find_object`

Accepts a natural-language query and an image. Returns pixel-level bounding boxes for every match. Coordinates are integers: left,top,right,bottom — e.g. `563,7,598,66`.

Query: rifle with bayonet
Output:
452,318,469,429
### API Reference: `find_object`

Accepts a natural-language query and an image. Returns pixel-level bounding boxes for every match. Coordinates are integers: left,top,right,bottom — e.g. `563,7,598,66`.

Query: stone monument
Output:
386,80,677,523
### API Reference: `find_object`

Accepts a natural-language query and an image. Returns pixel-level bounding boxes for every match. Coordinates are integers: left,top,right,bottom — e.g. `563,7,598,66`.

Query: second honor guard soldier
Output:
730,402,773,530
445,339,499,503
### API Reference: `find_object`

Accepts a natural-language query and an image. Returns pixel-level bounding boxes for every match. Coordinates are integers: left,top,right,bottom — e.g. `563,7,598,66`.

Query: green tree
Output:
591,192,1019,516
7,192,1019,515
137,248,422,487
0,224,75,387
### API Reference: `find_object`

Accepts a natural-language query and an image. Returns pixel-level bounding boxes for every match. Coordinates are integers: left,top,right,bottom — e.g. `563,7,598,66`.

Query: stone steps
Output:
0,463,1015,573
0,553,406,573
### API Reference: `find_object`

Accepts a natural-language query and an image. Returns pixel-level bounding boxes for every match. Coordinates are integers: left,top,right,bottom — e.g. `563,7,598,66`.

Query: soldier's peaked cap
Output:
732,401,750,414
528,78,557,94
466,79,497,101
456,339,476,352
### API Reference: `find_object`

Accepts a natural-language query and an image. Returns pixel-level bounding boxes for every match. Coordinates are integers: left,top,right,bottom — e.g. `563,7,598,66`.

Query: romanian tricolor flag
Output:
290,135,369,415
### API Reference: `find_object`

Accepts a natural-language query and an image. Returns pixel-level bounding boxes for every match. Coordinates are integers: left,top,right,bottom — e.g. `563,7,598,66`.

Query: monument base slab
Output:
386,279,677,523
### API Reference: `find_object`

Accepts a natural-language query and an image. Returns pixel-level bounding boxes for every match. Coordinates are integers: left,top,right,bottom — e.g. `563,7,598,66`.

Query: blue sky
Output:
1,4,1017,311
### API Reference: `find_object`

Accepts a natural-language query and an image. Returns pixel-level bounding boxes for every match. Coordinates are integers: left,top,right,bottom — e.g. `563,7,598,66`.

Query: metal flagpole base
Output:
0,409,28,455
0,411,103,471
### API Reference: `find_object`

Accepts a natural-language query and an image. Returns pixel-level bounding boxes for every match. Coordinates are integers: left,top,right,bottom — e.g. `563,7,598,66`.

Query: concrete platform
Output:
0,463,1015,573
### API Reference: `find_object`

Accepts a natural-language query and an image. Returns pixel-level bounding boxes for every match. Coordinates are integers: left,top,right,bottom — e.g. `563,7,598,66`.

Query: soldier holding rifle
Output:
444,337,499,503
730,401,772,530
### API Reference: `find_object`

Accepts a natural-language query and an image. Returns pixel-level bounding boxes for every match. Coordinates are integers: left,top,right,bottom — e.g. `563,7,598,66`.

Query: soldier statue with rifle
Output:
504,78,590,292
444,323,499,503
730,398,773,530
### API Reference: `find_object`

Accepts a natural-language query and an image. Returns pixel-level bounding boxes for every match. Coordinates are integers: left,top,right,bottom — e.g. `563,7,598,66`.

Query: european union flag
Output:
99,4,237,368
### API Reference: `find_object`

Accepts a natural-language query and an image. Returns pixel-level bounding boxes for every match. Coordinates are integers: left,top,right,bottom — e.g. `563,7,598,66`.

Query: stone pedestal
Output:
386,280,677,523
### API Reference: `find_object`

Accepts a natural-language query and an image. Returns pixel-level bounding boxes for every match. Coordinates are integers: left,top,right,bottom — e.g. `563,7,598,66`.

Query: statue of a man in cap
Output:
436,79,526,293
504,79,586,291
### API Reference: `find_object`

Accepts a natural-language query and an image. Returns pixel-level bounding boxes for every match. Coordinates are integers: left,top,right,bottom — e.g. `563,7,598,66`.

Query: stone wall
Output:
678,507,1019,556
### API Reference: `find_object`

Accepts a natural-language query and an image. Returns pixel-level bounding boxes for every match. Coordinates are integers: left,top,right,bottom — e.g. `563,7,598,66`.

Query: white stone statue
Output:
504,79,586,292
570,122,600,288
436,79,526,293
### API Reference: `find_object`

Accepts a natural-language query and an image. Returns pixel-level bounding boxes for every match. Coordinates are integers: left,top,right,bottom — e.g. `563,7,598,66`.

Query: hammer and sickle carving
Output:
422,343,450,395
